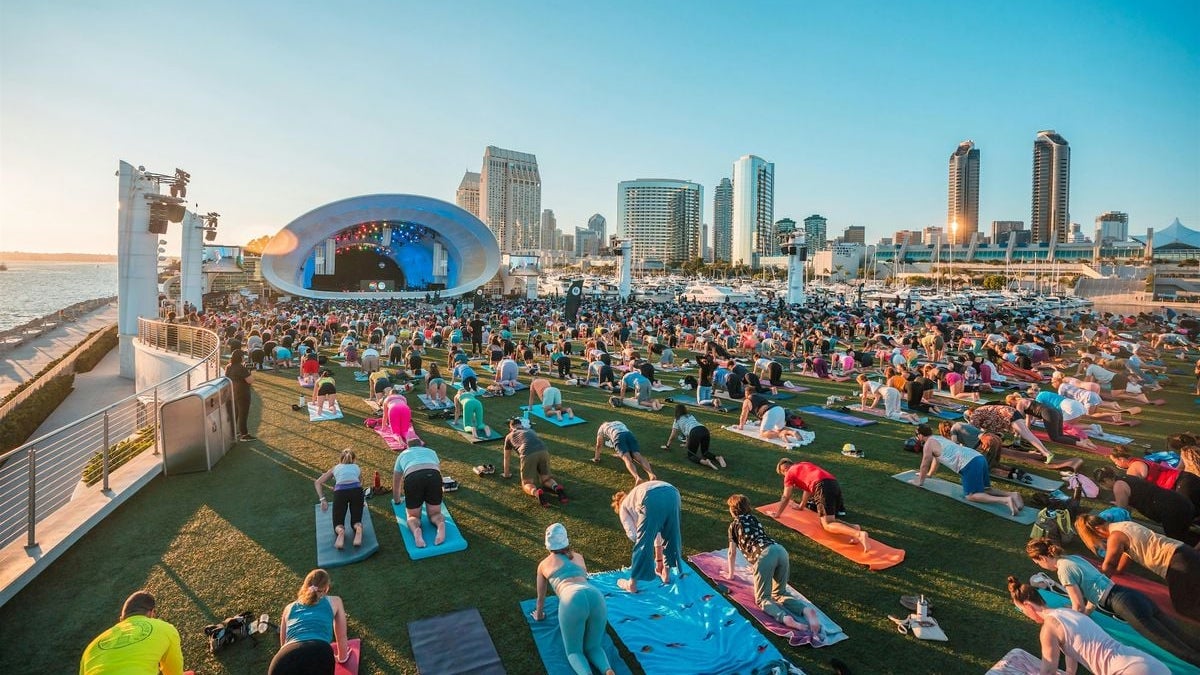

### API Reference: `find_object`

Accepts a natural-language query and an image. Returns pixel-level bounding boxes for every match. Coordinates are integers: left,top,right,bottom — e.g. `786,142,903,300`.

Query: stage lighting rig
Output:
141,167,191,200
201,212,220,241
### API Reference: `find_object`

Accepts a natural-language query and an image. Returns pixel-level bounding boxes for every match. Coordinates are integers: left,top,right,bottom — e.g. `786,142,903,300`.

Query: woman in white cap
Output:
531,523,615,675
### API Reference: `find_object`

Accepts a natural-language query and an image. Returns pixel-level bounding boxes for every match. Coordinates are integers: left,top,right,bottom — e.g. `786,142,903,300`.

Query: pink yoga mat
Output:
1032,430,1112,457
333,638,361,675
757,504,905,571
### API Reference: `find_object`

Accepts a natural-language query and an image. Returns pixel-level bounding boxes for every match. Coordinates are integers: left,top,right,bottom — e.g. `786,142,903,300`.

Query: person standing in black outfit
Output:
225,351,255,441
469,315,486,356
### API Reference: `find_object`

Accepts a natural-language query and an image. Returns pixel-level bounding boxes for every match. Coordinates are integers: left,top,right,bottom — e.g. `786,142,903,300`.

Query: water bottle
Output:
917,595,929,620
299,394,306,408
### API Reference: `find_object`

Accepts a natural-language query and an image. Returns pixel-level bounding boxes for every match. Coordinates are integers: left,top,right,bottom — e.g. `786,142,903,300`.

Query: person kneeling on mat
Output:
503,418,568,507
912,424,1025,517
771,459,870,552
269,569,352,674
612,480,683,593
315,449,365,550
663,404,725,470
737,393,806,447
529,377,574,421
531,523,617,675
314,369,338,415
725,494,825,641
392,446,446,548
594,420,656,484
454,389,492,440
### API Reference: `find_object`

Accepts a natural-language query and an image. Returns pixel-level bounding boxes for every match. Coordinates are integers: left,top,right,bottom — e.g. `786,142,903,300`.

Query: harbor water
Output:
0,261,118,331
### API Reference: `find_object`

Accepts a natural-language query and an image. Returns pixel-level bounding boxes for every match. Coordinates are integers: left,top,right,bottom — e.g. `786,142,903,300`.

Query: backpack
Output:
784,411,807,429
203,612,257,654
1031,508,1075,544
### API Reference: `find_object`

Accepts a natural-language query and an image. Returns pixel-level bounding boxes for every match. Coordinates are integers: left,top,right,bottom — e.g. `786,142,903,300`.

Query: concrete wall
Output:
134,341,198,392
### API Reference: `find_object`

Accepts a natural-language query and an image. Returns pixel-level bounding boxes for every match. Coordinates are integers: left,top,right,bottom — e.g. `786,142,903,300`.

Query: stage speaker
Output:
148,202,169,234
167,203,186,223
799,246,807,261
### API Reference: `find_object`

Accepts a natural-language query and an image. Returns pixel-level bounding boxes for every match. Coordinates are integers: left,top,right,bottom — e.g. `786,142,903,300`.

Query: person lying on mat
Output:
532,523,617,675
964,403,1054,462
912,424,1025,517
315,449,366,550
1075,515,1200,622
312,369,339,415
269,569,352,674
80,590,184,675
1051,371,1133,419
736,394,806,447
1024,537,1200,664
856,374,922,424
453,389,492,440
771,459,870,552
1091,467,1197,546
594,420,656,483
392,446,447,547
663,404,725,470
424,363,449,406
611,480,682,593
504,418,569,506
1006,574,1171,675
724,494,825,641
1006,392,1100,451
529,377,574,421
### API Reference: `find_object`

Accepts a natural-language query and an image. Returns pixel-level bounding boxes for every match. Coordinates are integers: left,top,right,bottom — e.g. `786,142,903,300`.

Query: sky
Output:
0,1,1197,254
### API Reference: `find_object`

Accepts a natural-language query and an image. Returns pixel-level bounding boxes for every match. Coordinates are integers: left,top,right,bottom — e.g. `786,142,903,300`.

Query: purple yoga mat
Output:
797,405,877,427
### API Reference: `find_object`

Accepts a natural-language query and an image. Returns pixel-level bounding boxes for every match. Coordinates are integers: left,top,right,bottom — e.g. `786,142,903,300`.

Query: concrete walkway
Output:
28,348,134,439
0,302,120,400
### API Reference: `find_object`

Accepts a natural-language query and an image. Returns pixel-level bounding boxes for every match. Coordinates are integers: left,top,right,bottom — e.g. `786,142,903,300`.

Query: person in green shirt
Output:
80,590,184,675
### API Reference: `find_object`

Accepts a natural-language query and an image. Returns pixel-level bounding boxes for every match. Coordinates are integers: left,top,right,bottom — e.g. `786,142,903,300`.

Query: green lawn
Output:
2,344,1190,674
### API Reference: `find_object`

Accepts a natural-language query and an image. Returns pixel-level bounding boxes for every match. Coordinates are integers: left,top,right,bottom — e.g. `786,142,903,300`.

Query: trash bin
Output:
161,377,235,475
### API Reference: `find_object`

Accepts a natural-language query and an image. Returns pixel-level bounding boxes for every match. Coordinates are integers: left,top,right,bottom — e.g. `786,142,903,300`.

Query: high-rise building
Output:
992,220,1025,244
1096,211,1129,244
1068,222,1089,244
947,140,980,245
924,225,945,245
574,227,599,257
617,179,703,266
775,218,797,249
480,146,541,251
455,171,480,218
803,214,828,251
587,213,606,242
539,209,557,250
1031,130,1071,244
894,229,922,245
701,223,711,262
843,225,866,244
713,178,733,263
731,156,775,267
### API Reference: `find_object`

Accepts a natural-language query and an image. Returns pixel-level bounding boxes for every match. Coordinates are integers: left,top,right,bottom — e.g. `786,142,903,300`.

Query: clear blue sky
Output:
1,1,1197,254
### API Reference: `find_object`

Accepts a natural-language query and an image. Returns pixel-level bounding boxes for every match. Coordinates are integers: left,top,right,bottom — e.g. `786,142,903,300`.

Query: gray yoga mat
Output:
314,504,379,569
891,470,1038,525
409,607,505,674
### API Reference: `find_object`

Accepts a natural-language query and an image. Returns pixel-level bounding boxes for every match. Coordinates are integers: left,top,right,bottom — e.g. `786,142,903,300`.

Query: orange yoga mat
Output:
757,504,905,571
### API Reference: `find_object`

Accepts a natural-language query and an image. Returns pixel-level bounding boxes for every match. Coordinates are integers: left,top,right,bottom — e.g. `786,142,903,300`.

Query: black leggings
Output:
1038,406,1076,446
332,487,364,531
1103,583,1200,664
686,427,716,464
268,639,334,675
556,356,572,378
233,388,251,436
767,362,783,386
1167,547,1200,621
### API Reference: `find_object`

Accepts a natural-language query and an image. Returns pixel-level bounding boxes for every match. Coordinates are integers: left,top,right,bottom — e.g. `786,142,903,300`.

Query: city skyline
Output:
0,3,1196,254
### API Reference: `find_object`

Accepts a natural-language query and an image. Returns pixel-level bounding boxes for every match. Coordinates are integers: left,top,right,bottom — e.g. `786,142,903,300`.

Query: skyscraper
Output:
947,140,980,245
843,225,866,244
731,155,775,267
616,179,703,266
1096,211,1129,243
803,214,828,251
539,209,557,250
1031,130,1071,244
455,171,480,218
992,220,1025,244
587,213,606,242
775,218,797,249
480,146,541,251
713,178,733,263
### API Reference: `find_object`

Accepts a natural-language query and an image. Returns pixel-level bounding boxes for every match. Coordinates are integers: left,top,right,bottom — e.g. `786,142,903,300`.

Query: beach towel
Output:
846,404,926,425
353,372,370,382
1039,590,1194,673
722,423,815,449
333,638,361,675
588,563,799,675
408,608,504,675
392,501,468,560
308,402,344,422
416,393,453,410
447,420,503,442
519,597,632,675
797,405,878,427
891,470,1039,525
520,404,587,427
689,549,848,648
314,504,379,568
757,504,905,571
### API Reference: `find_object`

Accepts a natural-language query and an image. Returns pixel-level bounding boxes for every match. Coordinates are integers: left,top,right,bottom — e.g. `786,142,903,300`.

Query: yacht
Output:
679,283,759,304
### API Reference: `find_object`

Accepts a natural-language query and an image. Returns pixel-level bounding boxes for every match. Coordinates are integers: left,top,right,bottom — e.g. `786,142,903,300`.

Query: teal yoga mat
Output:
314,504,379,568
520,404,587,427
392,501,468,560
447,420,503,442
519,597,632,675
891,470,1038,525
1039,591,1194,674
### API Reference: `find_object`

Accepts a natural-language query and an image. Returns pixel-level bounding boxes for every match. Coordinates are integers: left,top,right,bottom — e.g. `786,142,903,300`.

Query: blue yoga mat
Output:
447,420,503,442
1039,591,1194,674
519,597,632,675
520,404,587,427
892,471,1038,525
797,405,877,427
314,504,379,568
392,501,468,560
589,562,797,675
902,403,962,420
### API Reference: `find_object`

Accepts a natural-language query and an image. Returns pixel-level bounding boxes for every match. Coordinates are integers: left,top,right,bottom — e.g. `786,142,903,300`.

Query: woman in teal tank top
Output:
531,523,615,675
268,569,351,675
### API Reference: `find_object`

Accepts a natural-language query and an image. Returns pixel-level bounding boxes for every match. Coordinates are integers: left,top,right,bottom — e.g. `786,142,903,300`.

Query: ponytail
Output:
1074,515,1108,556
297,569,330,605
1006,574,1045,607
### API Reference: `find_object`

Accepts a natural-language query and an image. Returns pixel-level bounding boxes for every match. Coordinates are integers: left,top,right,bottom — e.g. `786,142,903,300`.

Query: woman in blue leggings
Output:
531,523,615,675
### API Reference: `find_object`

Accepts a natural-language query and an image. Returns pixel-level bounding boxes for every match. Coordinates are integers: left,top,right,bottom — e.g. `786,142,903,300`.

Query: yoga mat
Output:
797,405,878,427
846,404,926,425
689,549,848,647
297,377,314,389
416,393,453,410
392,501,468,560
333,638,361,675
374,426,409,452
1039,590,1193,674
665,395,729,410
447,420,503,442
520,404,586,427
891,471,1039,525
990,469,1063,492
409,607,504,675
362,398,382,412
314,504,379,568
1031,430,1113,457
757,504,905,571
793,371,853,382
902,403,962,420
986,647,1064,675
1090,559,1199,626
780,382,811,392
519,597,632,675
721,423,815,449
308,402,344,422
651,382,677,392
589,562,798,675
354,372,370,382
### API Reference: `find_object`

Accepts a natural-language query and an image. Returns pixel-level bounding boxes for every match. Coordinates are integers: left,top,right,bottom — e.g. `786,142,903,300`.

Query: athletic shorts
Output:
761,405,786,432
427,377,444,388
811,478,845,518
542,387,562,408
317,384,336,396
373,380,391,394
403,468,444,509
614,431,640,455
960,455,991,495
520,449,550,485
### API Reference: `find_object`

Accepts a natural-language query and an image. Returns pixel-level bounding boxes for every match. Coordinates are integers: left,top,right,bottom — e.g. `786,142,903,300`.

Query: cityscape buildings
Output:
616,179,703,266
713,177,733,263
731,155,775,267
843,225,866,244
587,213,606,242
894,229,921,245
480,145,542,251
775,217,797,248
1096,211,1129,244
1031,130,1071,244
991,220,1025,244
947,140,980,245
539,209,557,250
803,214,828,251
455,171,480,218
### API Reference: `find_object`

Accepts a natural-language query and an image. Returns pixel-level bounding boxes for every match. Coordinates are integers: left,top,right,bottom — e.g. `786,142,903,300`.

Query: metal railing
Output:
0,319,220,549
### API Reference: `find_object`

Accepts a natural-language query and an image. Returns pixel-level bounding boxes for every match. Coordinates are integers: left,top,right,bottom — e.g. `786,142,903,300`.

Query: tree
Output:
244,235,271,255
982,274,1006,290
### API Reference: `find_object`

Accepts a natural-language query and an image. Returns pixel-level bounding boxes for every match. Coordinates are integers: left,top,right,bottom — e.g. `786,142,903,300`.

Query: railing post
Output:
101,410,110,492
153,387,160,456
186,369,191,391
25,446,37,549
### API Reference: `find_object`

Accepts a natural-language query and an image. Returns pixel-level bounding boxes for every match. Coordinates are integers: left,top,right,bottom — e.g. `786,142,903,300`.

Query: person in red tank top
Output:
769,459,871,552
1110,447,1180,490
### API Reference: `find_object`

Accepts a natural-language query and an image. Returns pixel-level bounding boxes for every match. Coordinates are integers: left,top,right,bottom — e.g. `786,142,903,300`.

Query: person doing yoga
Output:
529,377,575,421
594,420,656,483
611,480,682,593
1006,575,1170,675
392,446,447,548
1006,392,1100,451
737,393,806,447
1092,467,1197,546
314,449,365,550
269,569,351,675
856,373,922,424
771,459,870,552
912,424,1025,516
663,404,725,470
725,494,825,642
965,403,1054,462
503,419,568,506
531,523,616,675
80,590,184,675
453,388,492,440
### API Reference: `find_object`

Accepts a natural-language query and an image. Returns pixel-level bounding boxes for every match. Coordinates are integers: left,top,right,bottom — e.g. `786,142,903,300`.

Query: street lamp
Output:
949,221,958,292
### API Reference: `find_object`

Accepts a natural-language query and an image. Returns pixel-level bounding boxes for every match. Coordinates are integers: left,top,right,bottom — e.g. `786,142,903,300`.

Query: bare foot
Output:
412,527,426,548
334,526,345,550
701,459,718,471
435,525,446,546
617,578,638,593
781,615,804,631
647,473,657,481
858,531,870,553
353,524,363,548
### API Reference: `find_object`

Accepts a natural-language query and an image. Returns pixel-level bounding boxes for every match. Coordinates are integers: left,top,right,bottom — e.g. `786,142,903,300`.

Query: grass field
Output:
1,342,1192,674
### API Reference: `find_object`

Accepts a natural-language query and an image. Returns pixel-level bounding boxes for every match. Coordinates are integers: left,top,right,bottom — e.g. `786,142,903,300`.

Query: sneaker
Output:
1044,452,1056,465
239,434,256,441
537,490,551,508
555,486,569,504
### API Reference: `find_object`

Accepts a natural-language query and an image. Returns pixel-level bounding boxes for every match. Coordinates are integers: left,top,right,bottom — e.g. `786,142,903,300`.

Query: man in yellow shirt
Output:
80,590,183,675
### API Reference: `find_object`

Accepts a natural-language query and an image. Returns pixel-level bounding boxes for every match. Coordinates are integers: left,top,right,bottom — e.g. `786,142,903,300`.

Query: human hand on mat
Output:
530,608,544,621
